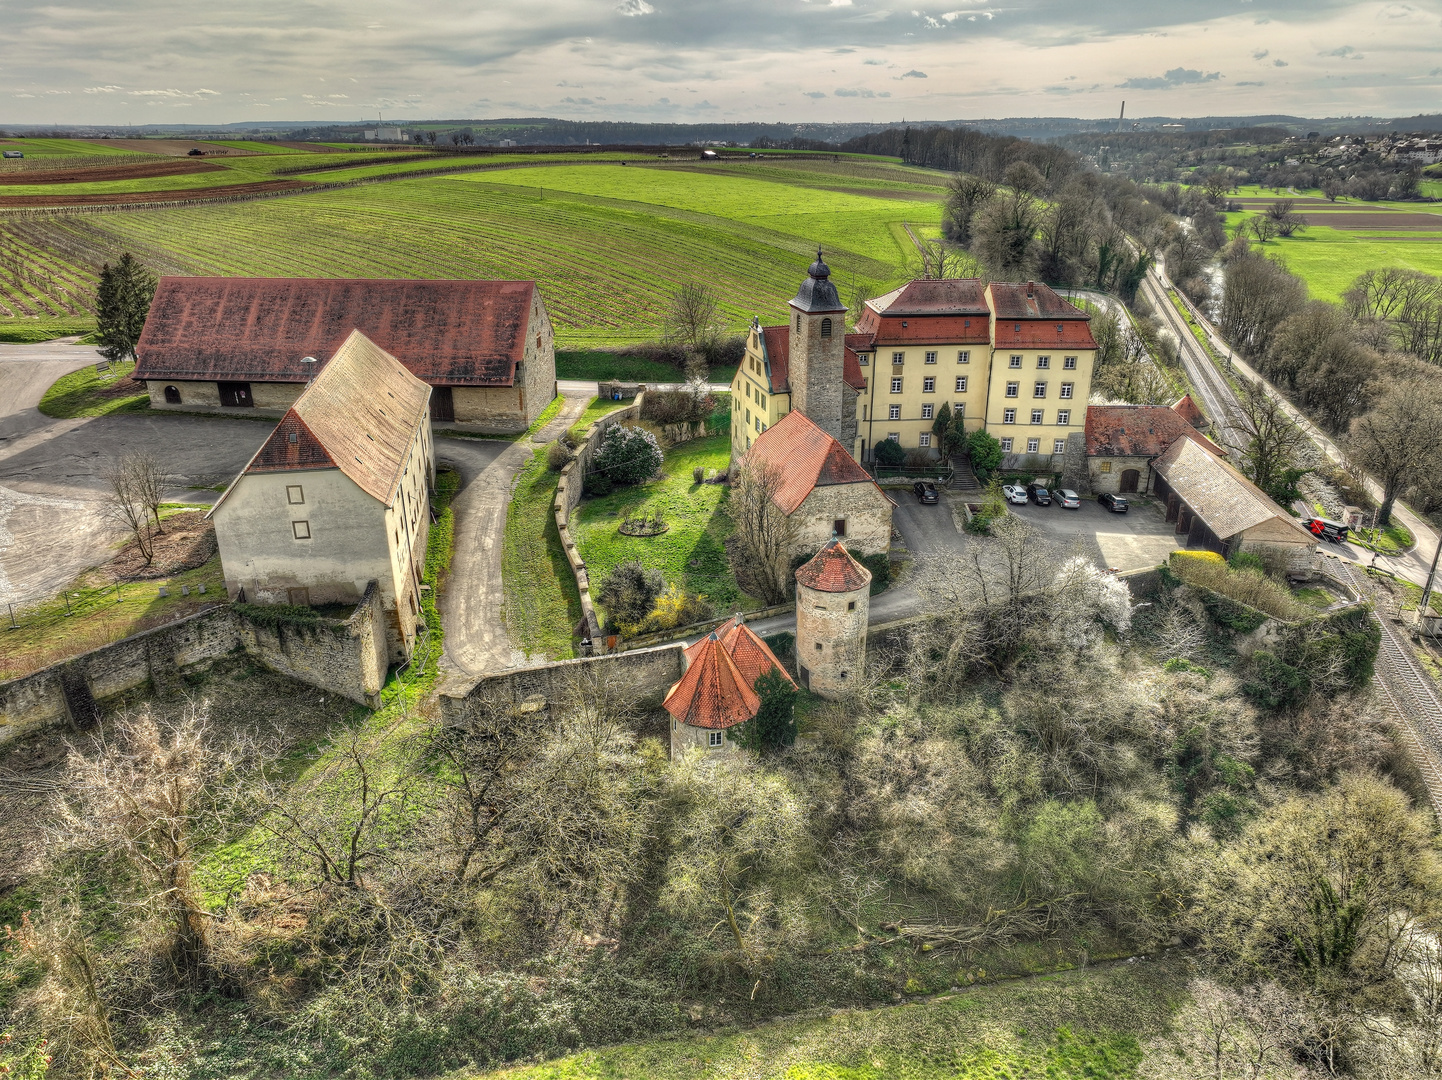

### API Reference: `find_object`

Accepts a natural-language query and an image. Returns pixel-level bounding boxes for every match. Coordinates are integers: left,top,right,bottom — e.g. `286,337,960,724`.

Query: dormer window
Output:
820,317,832,338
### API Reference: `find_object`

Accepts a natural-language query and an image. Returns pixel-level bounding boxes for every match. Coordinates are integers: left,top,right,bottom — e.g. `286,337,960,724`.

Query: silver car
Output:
1055,488,1081,509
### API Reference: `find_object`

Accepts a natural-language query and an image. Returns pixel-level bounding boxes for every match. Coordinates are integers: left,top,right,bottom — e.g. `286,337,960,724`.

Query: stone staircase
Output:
949,454,980,493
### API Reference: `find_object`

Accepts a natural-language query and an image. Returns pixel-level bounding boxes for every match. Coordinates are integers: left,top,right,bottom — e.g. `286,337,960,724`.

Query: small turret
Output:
794,538,871,698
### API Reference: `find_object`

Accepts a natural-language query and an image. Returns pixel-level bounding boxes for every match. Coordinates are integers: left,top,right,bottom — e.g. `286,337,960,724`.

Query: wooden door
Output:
1120,469,1140,493
218,381,253,407
430,386,455,422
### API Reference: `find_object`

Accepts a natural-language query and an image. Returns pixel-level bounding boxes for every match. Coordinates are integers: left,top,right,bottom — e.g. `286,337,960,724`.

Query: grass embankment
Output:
1,538,225,681
0,318,95,343
571,433,753,617
565,395,633,442
502,445,584,660
37,357,150,417
1349,521,1414,555
481,953,1189,1080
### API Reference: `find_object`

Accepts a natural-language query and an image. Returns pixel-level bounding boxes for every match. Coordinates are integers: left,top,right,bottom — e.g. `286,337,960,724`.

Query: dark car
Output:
1055,488,1081,509
913,481,939,505
1304,517,1349,543
1098,492,1129,513
1026,483,1051,506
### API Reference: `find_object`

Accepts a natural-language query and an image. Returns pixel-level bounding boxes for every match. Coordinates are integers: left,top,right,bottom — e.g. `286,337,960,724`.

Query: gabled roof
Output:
134,276,538,386
1153,435,1312,544
718,615,797,689
663,633,761,730
744,409,879,515
759,325,865,395
986,281,1091,321
867,278,990,316
1085,404,1226,459
795,539,872,593
212,330,430,514
1172,394,1207,428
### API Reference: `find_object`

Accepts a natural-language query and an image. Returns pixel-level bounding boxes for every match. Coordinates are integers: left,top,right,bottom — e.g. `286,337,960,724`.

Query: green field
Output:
0,137,152,158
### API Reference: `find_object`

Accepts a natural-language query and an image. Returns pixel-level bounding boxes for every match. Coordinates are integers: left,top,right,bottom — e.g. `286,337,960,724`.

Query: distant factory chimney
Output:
1118,101,1126,133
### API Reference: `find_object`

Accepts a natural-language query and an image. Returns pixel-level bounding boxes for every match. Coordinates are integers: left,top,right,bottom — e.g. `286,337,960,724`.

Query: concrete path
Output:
437,393,591,681
0,341,270,605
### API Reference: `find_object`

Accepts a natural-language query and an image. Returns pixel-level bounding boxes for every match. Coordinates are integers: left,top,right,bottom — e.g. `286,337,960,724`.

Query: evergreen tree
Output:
737,668,799,753
95,252,157,363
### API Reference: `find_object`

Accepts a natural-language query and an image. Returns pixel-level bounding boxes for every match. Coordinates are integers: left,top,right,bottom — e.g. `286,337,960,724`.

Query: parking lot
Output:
890,485,1179,574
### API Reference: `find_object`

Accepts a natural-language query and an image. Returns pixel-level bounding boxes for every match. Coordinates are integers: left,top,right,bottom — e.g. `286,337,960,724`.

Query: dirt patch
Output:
267,141,344,153
104,511,217,582
0,179,318,207
819,186,942,201
74,138,260,157
1297,212,1442,229
0,159,225,186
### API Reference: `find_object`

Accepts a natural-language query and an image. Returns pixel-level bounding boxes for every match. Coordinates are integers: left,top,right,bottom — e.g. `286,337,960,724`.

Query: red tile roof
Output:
986,281,1091,321
795,539,872,593
868,279,990,315
215,330,431,511
664,633,761,730
135,276,539,387
855,314,991,346
1000,320,1098,349
744,409,878,515
760,325,865,394
1085,404,1226,460
717,615,797,688
1172,394,1207,428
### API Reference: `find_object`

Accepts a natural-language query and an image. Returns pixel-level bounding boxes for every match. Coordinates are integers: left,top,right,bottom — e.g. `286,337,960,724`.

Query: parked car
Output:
913,481,939,505
1002,483,1028,505
1304,517,1349,543
1026,483,1051,506
1055,488,1081,509
1098,492,1129,513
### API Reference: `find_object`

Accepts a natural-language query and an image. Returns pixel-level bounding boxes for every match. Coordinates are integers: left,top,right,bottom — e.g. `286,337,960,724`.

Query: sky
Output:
3,0,1441,126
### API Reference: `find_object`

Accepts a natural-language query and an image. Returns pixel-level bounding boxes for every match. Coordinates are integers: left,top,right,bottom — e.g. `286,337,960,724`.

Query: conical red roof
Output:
717,616,796,689
794,539,871,593
664,633,761,730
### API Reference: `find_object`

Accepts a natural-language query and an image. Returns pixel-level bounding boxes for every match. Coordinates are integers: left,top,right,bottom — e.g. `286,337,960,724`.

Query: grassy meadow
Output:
0,151,939,346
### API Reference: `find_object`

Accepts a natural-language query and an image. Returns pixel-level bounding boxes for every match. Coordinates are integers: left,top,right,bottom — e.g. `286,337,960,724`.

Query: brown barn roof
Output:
866,279,990,316
134,276,538,386
759,325,865,395
663,633,761,730
1172,394,1207,428
744,409,878,515
1153,435,1312,544
212,330,430,513
795,539,872,593
986,281,1091,320
1085,405,1226,459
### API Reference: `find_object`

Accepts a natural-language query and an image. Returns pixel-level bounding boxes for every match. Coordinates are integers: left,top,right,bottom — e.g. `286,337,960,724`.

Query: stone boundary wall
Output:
0,591,390,745
439,642,685,725
554,391,648,640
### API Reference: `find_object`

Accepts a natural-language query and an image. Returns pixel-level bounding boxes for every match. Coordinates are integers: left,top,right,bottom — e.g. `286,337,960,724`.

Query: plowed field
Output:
0,178,317,207
0,159,225,185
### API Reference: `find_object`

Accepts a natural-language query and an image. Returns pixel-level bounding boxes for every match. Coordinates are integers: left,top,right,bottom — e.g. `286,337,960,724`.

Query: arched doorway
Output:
163,385,181,404
1120,468,1140,493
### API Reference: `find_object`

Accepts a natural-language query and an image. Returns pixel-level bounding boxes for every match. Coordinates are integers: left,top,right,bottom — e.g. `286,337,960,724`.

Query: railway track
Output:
1328,557,1442,820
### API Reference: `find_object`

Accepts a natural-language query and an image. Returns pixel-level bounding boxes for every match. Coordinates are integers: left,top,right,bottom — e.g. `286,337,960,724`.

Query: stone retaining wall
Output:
0,589,390,744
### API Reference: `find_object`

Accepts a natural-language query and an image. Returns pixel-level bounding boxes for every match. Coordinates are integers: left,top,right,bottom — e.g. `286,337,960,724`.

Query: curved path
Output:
437,393,590,681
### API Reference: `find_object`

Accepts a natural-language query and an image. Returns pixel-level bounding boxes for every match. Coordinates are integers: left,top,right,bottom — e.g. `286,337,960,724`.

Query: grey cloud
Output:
863,58,886,65
1327,45,1365,59
84,85,122,94
1236,80,1265,86
1273,59,1287,67
804,90,827,97
561,96,595,104
833,86,878,96
1117,67,1222,89
1431,67,1442,76
1253,49,1269,59
900,69,927,78
615,0,654,14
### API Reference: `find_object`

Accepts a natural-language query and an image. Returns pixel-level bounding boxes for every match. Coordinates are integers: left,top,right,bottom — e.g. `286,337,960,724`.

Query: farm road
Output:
437,392,591,683
0,341,267,605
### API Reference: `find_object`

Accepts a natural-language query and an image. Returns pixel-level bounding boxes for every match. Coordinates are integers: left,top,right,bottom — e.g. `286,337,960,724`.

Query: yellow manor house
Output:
731,255,1098,468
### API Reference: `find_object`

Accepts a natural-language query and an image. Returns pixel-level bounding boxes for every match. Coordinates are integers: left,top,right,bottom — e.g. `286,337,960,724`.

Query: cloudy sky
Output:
5,0,1441,126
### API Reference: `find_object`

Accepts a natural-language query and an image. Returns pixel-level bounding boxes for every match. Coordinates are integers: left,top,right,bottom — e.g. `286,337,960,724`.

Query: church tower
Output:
787,251,854,448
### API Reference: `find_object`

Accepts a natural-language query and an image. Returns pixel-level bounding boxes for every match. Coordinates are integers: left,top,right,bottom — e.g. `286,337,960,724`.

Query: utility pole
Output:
1420,528,1442,622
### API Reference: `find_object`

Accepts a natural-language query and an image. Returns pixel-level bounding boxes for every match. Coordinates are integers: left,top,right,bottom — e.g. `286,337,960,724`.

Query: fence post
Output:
7,603,15,630
63,592,72,616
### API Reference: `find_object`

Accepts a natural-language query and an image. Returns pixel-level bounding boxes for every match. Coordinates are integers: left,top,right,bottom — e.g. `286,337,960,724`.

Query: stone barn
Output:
209,329,435,662
133,276,556,433
1152,435,1317,571
1085,402,1226,495
741,409,893,558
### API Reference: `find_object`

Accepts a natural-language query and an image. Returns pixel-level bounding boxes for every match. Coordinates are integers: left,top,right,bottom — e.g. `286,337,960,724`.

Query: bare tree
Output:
1247,215,1280,244
100,456,155,565
53,701,246,985
127,451,174,535
1349,379,1442,525
942,173,996,244
1234,379,1309,501
727,458,798,606
1265,198,1307,238
666,281,721,380
972,187,1043,279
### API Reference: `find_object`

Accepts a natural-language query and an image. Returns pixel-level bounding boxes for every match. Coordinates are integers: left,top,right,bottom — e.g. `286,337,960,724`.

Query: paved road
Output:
437,393,591,682
0,341,270,605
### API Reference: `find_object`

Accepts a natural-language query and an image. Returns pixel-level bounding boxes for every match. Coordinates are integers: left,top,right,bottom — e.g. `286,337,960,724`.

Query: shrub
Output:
598,559,665,633
1169,552,1308,622
591,425,663,487
735,668,799,753
873,438,906,467
546,440,572,471
584,473,614,497
967,428,1003,480
638,585,713,634
641,387,713,425
1227,550,1268,574
692,465,705,484
860,553,890,595
763,631,795,661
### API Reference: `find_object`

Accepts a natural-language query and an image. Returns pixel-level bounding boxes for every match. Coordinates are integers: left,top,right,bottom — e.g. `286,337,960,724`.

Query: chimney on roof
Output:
1026,281,1034,298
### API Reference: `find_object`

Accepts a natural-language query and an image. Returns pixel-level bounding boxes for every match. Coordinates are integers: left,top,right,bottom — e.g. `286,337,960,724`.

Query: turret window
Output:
821,317,833,338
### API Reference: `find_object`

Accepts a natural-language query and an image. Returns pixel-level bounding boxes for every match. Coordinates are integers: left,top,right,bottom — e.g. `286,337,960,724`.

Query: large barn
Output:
133,277,556,433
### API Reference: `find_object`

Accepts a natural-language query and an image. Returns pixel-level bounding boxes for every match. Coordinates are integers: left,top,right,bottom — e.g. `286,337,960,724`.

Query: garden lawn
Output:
565,395,633,442
571,433,754,618
0,317,94,343
38,358,151,417
478,952,1189,1080
502,447,584,659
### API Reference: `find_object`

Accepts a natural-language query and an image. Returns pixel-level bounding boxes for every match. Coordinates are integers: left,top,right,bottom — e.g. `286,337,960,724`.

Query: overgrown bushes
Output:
1167,551,1308,623
591,425,662,487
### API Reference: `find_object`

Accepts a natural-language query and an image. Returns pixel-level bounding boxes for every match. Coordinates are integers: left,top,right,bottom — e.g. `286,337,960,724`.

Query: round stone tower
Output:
794,538,871,698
